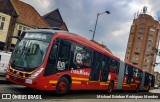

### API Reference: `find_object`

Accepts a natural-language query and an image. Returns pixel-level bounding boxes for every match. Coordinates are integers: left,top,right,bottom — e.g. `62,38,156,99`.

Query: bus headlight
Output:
28,68,44,79
25,68,44,84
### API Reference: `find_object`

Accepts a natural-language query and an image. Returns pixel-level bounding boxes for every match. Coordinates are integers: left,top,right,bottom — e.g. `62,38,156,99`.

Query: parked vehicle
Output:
0,51,12,75
154,84,159,89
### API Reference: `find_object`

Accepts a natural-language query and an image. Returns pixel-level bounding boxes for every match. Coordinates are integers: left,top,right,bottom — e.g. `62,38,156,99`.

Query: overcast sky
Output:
21,0,160,72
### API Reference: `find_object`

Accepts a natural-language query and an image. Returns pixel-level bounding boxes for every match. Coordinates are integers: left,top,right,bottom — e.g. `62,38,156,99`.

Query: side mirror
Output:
50,45,58,59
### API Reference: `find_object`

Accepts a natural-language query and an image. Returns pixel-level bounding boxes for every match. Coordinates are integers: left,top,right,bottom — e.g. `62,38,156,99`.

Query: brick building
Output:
125,13,160,74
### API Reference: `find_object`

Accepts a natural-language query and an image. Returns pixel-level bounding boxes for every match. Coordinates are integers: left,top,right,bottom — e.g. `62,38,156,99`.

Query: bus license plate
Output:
25,79,32,84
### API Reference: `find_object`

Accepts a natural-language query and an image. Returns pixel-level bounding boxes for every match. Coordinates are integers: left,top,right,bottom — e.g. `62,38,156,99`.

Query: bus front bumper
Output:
5,72,56,91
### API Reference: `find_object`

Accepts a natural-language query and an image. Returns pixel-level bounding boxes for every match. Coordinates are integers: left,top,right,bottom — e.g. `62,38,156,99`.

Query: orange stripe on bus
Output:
49,80,57,84
72,77,89,81
72,81,81,84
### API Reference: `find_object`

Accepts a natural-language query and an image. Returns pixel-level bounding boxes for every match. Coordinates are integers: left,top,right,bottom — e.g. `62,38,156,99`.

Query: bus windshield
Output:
10,32,53,72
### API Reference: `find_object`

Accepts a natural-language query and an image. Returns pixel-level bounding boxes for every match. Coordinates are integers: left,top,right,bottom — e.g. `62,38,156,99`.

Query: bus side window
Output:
44,39,59,76
116,61,120,74
89,51,102,81
109,59,118,73
133,68,137,78
56,39,71,71
100,55,110,82
83,48,92,68
125,65,129,76
70,43,85,69
144,73,149,86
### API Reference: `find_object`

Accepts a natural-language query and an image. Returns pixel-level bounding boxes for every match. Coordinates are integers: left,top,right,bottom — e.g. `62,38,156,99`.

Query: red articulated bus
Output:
5,29,155,95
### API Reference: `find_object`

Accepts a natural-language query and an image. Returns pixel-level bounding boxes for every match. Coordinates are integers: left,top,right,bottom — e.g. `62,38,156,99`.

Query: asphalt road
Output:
0,76,160,102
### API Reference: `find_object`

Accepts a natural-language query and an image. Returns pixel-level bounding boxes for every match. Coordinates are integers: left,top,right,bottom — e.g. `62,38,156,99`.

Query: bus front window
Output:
10,38,50,72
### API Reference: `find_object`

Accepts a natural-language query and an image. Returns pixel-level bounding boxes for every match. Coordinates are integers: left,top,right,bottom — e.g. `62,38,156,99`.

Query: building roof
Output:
90,40,112,54
11,0,49,28
43,9,68,31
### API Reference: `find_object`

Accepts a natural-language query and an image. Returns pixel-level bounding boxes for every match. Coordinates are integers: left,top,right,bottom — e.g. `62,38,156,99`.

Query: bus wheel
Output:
55,77,70,95
107,82,114,94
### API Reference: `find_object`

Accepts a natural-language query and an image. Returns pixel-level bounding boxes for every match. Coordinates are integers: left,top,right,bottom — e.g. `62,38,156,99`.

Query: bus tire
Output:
55,77,70,95
107,82,114,94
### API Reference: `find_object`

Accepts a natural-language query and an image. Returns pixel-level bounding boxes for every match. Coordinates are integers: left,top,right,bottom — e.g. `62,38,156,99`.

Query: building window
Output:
148,34,153,37
127,47,131,50
147,44,152,47
138,32,144,35
136,42,142,44
140,22,146,25
135,47,140,50
133,57,139,60
126,52,130,54
130,32,133,35
132,62,138,65
134,52,140,55
143,65,148,67
139,27,145,30
0,16,5,30
137,36,143,40
148,39,153,42
17,25,30,36
131,27,135,30
145,54,150,57
144,59,150,62
150,28,155,32
146,49,151,52
150,24,155,28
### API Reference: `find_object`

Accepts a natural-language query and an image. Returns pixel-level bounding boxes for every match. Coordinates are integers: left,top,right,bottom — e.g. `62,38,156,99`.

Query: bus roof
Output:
26,29,120,61
26,29,68,34
55,32,120,61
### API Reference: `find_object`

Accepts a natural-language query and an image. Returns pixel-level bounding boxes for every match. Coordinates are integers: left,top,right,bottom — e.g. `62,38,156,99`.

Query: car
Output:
0,51,11,76
154,84,159,89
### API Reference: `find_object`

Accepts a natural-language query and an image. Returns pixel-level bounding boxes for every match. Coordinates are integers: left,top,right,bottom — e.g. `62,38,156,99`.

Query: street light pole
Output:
92,11,110,40
92,13,99,40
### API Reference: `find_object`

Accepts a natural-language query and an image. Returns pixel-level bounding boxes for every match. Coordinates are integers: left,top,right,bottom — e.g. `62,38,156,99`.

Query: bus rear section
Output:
116,61,143,92
140,71,155,91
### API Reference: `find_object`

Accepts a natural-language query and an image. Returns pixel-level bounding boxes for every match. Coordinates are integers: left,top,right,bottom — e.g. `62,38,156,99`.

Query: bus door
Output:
100,55,110,82
144,73,149,86
44,39,71,76
125,65,133,84
44,39,59,76
56,39,71,72
127,66,133,84
89,51,102,82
